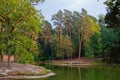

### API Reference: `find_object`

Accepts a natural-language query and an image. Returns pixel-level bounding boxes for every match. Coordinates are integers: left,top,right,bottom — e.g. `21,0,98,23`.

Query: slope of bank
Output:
0,62,55,79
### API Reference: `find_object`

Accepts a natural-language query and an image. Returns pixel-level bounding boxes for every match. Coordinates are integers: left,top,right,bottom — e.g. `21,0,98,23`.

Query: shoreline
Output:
0,72,55,79
0,62,55,79
44,58,106,67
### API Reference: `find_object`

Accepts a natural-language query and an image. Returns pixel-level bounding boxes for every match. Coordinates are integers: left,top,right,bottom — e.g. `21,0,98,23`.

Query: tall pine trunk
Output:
51,47,54,60
69,26,72,60
68,50,70,61
8,46,11,69
78,26,83,59
78,36,82,59
14,54,16,62
6,19,11,69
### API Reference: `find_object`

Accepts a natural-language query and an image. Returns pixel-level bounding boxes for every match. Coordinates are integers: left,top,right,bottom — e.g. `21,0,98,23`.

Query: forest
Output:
0,0,120,70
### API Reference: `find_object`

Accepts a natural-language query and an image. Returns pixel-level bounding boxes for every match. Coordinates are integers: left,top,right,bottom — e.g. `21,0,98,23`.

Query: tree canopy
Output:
0,0,43,68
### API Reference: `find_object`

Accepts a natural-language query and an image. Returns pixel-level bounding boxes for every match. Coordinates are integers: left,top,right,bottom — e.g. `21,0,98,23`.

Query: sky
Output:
35,0,107,22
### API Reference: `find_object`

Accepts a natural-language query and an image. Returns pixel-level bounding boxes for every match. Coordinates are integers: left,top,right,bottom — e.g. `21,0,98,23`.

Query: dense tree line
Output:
38,9,118,61
38,0,120,64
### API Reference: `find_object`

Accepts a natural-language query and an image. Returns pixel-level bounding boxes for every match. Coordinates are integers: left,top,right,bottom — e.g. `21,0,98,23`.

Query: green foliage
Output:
0,0,43,64
104,0,120,28
85,33,103,59
103,0,120,64
101,26,118,48
85,45,94,59
55,35,73,59
17,52,34,64
100,25,119,63
91,33,103,55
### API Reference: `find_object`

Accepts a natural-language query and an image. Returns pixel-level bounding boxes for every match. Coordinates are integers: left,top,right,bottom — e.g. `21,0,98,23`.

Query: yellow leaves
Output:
89,18,101,34
30,41,38,54
82,16,101,47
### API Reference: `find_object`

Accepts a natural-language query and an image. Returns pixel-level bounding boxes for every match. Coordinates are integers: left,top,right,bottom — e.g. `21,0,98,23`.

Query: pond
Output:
17,65,120,80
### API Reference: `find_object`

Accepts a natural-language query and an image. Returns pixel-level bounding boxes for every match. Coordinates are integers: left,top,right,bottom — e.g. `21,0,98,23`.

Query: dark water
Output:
17,65,120,80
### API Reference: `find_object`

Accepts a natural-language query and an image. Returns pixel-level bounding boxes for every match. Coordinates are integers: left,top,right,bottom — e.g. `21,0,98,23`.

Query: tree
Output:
104,0,120,28
42,20,52,45
98,14,105,25
51,10,64,59
38,20,52,61
72,11,82,59
64,35,73,60
104,0,120,64
0,0,43,68
64,9,72,38
52,10,64,41
63,9,73,59
86,33,103,59
100,25,119,63
80,9,101,59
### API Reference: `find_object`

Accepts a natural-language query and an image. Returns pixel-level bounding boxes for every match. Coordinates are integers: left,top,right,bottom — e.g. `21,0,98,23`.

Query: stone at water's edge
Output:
0,62,55,79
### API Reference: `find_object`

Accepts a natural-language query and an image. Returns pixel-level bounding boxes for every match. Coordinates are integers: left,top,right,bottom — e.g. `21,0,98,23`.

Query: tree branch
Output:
0,15,6,22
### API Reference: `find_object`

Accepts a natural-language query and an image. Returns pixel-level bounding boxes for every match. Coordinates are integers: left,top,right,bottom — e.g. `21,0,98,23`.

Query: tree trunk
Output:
0,56,2,62
8,47,11,69
62,49,64,60
66,27,68,36
6,18,11,69
68,51,70,61
70,55,72,60
78,36,82,59
78,34,81,59
0,26,1,32
0,27,2,62
63,56,64,60
78,26,83,59
14,54,17,62
69,27,72,40
1,50,3,62
51,47,54,60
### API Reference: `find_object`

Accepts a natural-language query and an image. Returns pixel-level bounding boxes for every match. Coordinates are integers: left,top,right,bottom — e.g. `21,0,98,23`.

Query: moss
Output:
39,69,51,75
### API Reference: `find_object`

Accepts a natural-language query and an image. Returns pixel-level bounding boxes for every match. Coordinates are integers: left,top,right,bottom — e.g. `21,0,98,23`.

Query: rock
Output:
0,62,55,79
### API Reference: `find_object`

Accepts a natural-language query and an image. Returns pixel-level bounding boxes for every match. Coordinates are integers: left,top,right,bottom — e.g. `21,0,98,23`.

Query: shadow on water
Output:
15,65,120,80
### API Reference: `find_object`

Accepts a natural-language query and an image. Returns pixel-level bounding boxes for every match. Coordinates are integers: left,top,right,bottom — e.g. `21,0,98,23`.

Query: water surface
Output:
17,65,120,80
